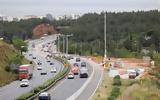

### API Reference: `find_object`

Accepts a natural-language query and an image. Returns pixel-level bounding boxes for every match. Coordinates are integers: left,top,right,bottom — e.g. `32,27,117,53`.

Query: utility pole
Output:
63,36,65,53
104,12,107,68
57,34,60,54
66,34,73,55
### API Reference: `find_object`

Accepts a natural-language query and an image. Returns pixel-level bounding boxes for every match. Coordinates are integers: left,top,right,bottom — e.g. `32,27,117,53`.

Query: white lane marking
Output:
88,61,104,100
66,58,95,100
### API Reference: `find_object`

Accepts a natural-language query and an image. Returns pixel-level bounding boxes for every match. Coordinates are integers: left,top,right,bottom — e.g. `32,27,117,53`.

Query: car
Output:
51,67,57,73
20,79,29,87
50,62,54,65
38,92,51,100
32,56,36,59
81,62,86,67
37,66,42,70
67,73,74,79
129,71,136,79
41,37,45,40
73,63,79,67
79,68,88,78
76,58,81,62
135,69,140,76
37,62,42,65
41,71,47,75
29,54,32,56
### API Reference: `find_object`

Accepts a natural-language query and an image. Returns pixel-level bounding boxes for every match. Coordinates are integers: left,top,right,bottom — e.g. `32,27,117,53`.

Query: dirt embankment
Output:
32,24,58,38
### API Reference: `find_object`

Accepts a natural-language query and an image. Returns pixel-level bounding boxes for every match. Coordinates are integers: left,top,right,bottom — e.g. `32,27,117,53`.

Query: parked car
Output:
20,79,29,87
38,92,51,100
135,69,140,76
129,71,136,79
68,73,74,79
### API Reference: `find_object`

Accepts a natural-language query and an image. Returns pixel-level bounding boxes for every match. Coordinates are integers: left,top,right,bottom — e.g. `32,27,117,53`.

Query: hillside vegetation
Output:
0,41,28,86
56,10,160,57
1,10,160,58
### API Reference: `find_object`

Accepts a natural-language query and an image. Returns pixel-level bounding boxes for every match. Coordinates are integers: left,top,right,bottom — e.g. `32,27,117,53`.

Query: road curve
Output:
76,58,103,100
0,35,63,100
42,58,93,100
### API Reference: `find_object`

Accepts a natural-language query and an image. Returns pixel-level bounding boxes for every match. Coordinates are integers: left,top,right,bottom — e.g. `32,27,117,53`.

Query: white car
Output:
20,79,29,87
68,73,74,79
37,66,42,70
51,67,57,73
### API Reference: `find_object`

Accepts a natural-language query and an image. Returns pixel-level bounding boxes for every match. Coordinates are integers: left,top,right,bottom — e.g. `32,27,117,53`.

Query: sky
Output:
0,0,159,17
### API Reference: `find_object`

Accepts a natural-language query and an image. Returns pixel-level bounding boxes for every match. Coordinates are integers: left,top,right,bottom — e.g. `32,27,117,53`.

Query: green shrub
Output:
17,92,34,100
111,87,120,97
107,96,116,100
114,75,120,80
113,48,134,58
33,87,41,93
113,75,121,86
5,66,11,72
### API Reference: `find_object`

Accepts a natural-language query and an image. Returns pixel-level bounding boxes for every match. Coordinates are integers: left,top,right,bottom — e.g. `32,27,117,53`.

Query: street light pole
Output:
63,36,65,53
104,12,107,68
57,34,60,54
66,34,73,55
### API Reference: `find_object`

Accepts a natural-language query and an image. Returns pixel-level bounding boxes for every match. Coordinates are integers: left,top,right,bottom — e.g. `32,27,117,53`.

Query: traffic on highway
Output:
0,35,103,100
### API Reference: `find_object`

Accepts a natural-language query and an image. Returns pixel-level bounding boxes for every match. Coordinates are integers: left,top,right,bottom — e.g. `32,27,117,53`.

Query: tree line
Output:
56,10,160,57
0,10,160,58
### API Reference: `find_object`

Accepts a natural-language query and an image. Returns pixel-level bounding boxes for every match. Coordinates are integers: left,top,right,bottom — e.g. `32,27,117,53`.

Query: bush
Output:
33,87,41,93
113,75,121,86
114,75,120,80
113,48,134,58
111,87,120,97
5,66,11,72
107,96,116,100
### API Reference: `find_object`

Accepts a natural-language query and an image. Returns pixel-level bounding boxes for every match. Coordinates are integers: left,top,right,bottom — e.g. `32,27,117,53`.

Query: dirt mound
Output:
32,24,58,38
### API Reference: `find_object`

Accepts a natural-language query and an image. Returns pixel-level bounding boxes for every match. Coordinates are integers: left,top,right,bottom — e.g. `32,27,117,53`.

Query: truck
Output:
71,67,79,75
79,68,88,78
19,64,34,80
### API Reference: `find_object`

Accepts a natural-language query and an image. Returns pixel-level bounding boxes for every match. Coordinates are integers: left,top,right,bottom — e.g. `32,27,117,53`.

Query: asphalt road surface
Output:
42,58,93,100
0,35,63,100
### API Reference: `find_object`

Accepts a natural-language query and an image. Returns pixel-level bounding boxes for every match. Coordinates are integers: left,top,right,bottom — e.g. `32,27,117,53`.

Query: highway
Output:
45,58,93,100
76,59,103,100
37,56,103,100
0,35,63,100
0,34,103,100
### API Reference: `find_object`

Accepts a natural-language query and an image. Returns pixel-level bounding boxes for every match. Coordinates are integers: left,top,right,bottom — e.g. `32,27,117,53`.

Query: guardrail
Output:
16,57,71,100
